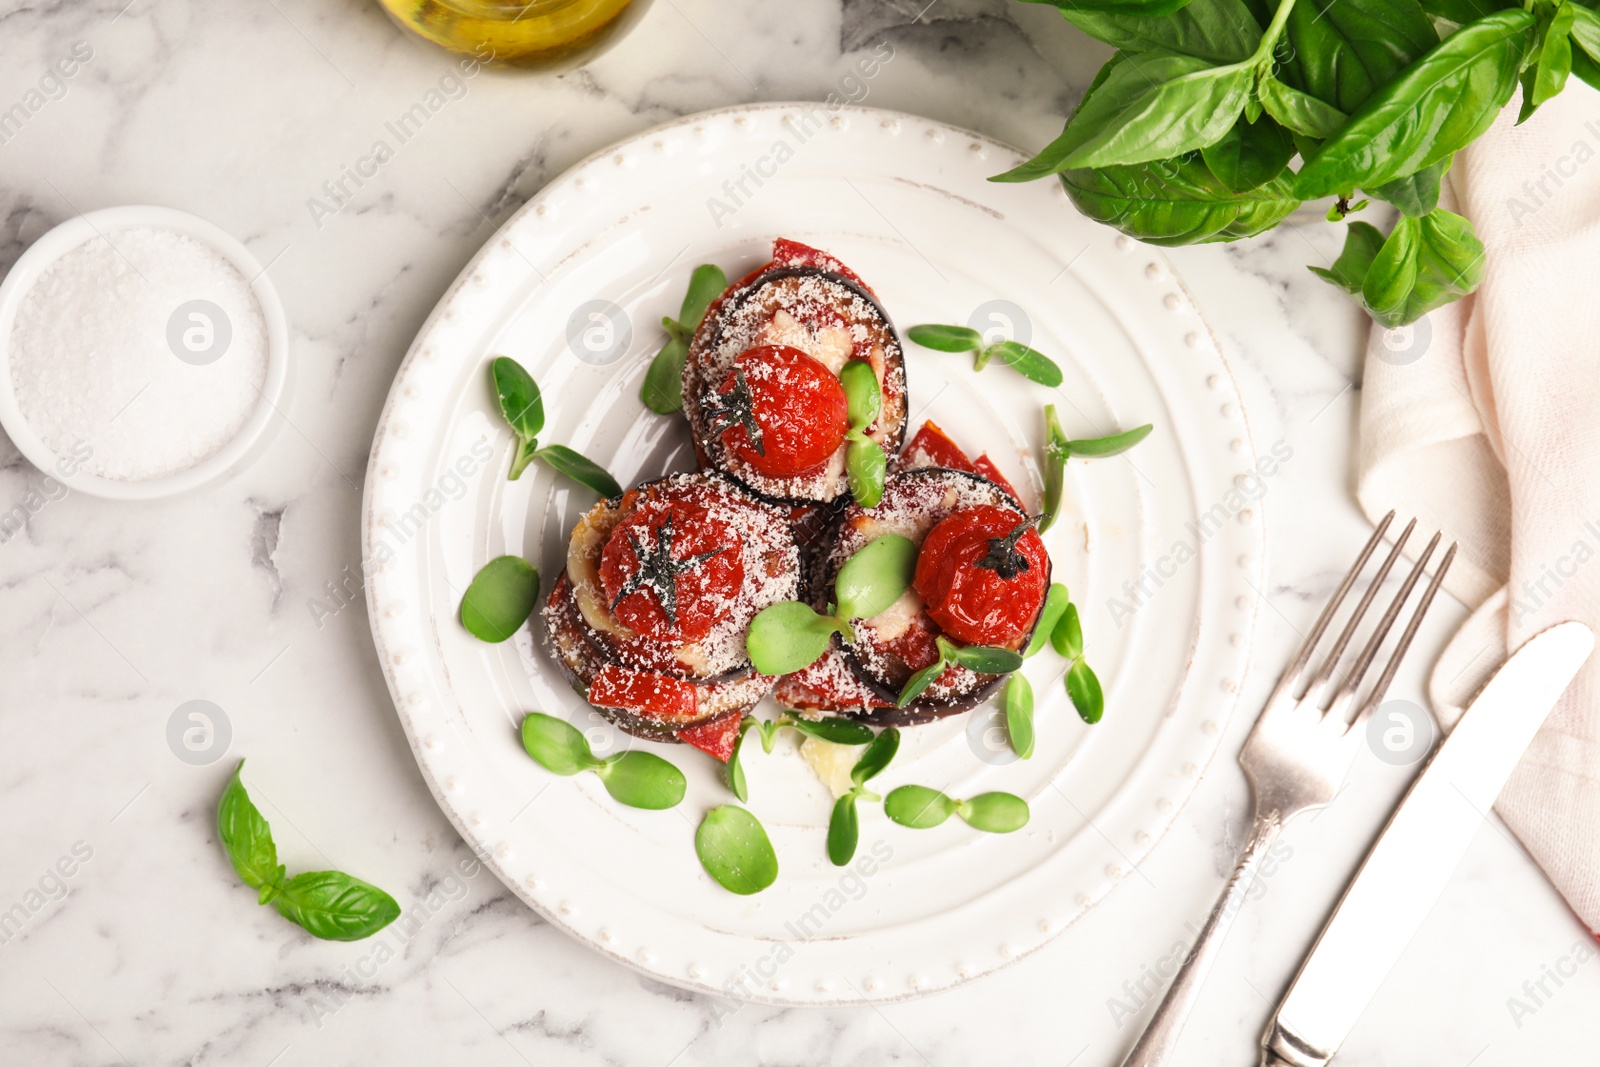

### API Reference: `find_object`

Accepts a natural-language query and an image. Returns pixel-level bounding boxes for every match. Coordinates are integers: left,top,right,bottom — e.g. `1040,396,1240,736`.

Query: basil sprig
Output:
1041,405,1154,533
520,713,686,809
840,359,887,508
460,555,540,643
744,534,915,675
217,761,401,941
898,635,1024,708
883,785,1030,834
1000,0,1574,327
906,325,1064,388
490,357,622,496
726,712,877,801
642,264,726,414
696,805,779,895
827,728,900,866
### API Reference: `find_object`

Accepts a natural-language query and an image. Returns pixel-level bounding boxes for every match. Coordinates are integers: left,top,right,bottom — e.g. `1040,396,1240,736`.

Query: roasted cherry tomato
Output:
599,499,744,642
588,665,699,723
714,344,848,478
913,504,1048,646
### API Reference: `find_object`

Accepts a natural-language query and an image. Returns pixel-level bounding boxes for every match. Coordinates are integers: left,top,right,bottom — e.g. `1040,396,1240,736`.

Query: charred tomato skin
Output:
716,344,849,478
597,498,745,643
914,504,1049,646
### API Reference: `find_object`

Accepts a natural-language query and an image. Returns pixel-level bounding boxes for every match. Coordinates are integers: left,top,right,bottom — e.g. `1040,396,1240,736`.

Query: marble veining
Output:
0,0,1595,1064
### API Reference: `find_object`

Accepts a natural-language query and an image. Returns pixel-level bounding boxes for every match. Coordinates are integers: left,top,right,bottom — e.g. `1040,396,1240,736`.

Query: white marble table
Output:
1,1,1595,1064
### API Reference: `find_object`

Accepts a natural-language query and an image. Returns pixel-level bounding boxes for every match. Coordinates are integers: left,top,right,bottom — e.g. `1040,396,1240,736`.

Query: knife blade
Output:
1261,620,1595,1067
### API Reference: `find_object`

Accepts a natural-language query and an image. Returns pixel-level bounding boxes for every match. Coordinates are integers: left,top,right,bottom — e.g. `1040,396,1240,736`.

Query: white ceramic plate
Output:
363,104,1262,1006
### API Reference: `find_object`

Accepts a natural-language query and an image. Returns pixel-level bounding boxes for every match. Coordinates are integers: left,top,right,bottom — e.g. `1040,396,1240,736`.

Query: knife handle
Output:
1120,813,1285,1067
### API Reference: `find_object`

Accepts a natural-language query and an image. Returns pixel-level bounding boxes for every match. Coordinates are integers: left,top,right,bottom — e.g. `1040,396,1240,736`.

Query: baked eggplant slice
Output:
683,239,908,507
819,467,1050,726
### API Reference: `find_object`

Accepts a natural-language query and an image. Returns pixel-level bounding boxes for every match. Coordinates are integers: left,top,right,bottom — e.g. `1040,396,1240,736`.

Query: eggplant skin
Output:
683,265,908,508
821,467,1050,722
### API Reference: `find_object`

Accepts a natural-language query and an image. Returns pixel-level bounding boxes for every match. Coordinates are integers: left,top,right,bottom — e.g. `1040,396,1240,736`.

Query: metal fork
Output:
1120,512,1456,1067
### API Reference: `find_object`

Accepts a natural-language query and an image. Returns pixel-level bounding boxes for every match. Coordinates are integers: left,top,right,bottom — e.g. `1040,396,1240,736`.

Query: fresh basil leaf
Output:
994,51,1252,178
957,792,1031,834
746,602,851,675
1052,602,1086,660
1061,0,1261,63
1070,423,1154,457
1020,0,1200,13
834,535,916,621
460,555,540,643
1308,221,1387,295
897,655,950,708
1005,674,1036,759
883,785,960,829
1571,7,1600,90
946,644,1024,675
217,761,282,892
846,438,887,509
593,751,686,810
827,794,860,866
851,727,900,786
1067,658,1106,723
1278,0,1438,116
1519,1,1576,124
1367,158,1448,217
271,871,401,942
1257,76,1350,139
787,716,876,745
520,712,601,776
726,724,750,802
678,264,727,329
534,444,623,499
840,359,882,431
491,357,544,442
1202,114,1296,193
1296,10,1538,200
907,324,984,353
1026,583,1072,658
1060,155,1300,247
1420,0,1516,24
1359,209,1486,328
1040,404,1070,534
987,341,1065,387
695,806,779,895
641,335,687,415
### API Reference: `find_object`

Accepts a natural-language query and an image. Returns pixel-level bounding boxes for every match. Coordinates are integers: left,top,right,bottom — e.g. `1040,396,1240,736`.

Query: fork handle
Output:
1120,813,1285,1067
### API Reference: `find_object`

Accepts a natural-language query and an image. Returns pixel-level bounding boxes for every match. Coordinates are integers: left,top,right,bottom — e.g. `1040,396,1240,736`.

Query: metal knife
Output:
1261,620,1595,1067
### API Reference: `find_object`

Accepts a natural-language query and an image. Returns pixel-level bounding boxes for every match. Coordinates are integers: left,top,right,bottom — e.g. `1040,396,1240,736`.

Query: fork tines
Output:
1275,511,1456,726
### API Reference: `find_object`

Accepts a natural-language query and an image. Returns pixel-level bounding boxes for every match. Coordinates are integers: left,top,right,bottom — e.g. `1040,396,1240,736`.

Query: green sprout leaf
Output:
1026,583,1072,659
846,439,888,509
827,794,860,867
1041,404,1071,534
593,751,687,810
834,535,916,621
905,324,983,353
696,806,779,895
641,264,726,414
987,340,1065,387
533,444,623,499
1067,658,1106,724
957,792,1031,834
746,602,852,676
678,263,727,329
520,713,602,776
884,785,960,829
1068,423,1155,457
1005,674,1035,760
851,727,900,787
726,721,752,802
840,358,882,432
1052,602,1085,661
785,715,876,745
491,357,544,479
897,653,950,708
460,555,540,644
839,359,888,508
940,635,1024,675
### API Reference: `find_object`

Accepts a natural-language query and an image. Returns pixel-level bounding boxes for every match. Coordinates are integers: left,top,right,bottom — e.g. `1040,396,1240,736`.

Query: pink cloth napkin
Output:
1357,81,1600,932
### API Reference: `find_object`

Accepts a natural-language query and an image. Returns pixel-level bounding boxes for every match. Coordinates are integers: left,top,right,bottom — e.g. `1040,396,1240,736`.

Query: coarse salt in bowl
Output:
0,205,289,500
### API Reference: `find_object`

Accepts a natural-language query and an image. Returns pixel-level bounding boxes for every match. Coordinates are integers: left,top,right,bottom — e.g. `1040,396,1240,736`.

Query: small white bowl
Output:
0,205,289,500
